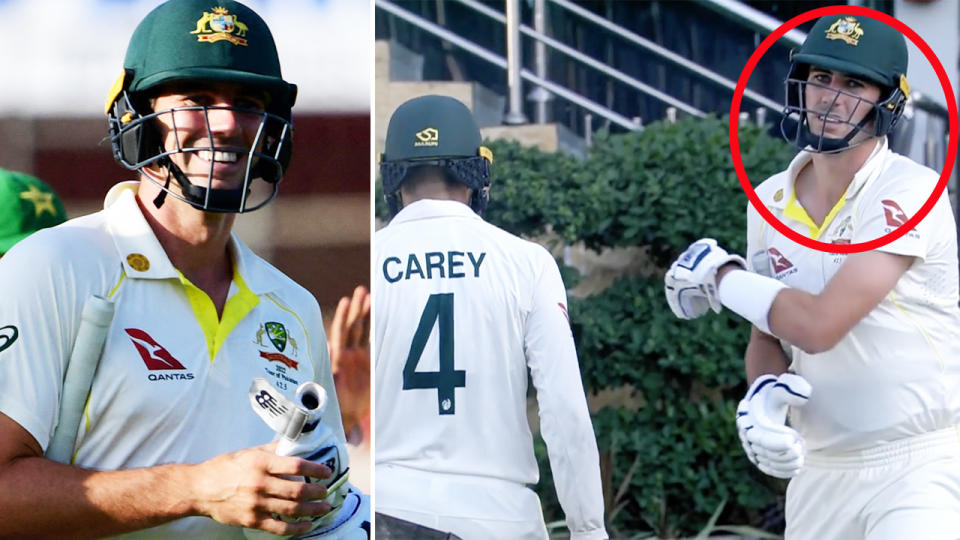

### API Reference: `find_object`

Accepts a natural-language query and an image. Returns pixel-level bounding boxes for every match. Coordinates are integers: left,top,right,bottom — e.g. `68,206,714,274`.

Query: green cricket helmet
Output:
106,0,297,213
781,14,909,153
0,169,67,254
380,95,493,216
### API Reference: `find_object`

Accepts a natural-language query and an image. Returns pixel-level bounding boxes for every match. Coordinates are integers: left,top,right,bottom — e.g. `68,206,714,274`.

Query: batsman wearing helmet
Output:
0,1,367,538
664,14,960,539
374,95,607,540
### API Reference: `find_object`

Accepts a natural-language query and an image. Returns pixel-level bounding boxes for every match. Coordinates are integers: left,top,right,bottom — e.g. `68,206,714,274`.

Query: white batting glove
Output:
735,373,811,479
296,487,370,539
665,238,746,319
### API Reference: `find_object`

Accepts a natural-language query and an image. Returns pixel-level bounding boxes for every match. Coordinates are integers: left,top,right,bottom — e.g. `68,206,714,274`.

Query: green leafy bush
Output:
579,116,794,267
565,274,784,536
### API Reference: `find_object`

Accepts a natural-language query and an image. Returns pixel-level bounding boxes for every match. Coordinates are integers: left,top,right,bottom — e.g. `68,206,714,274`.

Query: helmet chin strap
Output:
154,156,246,212
153,166,172,210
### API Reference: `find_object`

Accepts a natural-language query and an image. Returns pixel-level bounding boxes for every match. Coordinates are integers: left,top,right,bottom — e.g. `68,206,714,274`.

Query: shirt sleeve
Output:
854,174,935,260
746,201,772,277
524,249,608,540
0,232,84,452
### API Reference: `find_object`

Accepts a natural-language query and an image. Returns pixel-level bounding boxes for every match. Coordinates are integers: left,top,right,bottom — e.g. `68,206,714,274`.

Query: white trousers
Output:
375,464,548,540
785,428,960,540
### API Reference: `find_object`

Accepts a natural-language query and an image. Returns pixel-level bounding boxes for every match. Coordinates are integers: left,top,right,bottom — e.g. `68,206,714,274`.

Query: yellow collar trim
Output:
782,189,847,240
176,267,260,362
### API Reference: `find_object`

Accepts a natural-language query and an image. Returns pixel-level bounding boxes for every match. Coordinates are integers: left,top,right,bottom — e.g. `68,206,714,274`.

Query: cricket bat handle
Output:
46,295,115,463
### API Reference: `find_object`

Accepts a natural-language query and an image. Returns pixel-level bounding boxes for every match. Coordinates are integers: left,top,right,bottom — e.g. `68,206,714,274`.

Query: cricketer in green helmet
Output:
666,13,960,539
0,1,368,538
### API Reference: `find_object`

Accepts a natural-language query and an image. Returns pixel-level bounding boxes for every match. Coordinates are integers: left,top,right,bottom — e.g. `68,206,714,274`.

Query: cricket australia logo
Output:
265,322,287,352
830,215,853,245
255,322,299,356
191,6,249,46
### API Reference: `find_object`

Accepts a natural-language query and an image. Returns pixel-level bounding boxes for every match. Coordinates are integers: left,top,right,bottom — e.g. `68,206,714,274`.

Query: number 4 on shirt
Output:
403,293,466,415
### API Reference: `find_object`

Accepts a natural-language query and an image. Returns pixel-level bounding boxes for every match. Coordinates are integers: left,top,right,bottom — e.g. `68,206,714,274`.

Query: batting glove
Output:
735,373,811,479
296,487,370,539
665,238,746,319
246,379,357,540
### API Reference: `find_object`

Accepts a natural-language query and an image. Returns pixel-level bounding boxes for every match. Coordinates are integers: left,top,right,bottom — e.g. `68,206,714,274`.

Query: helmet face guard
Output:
781,75,899,154
780,62,908,154
107,85,293,213
380,155,491,216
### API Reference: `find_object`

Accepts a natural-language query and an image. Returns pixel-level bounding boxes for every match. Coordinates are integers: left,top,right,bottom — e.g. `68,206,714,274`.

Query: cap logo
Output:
19,184,58,217
825,17,863,46
190,6,249,47
414,127,439,147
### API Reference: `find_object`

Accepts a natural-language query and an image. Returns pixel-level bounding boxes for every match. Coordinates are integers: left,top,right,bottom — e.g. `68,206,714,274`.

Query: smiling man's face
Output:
149,81,269,192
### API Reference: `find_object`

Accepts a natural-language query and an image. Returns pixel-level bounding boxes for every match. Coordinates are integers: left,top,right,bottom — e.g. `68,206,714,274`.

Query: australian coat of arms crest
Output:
191,6,249,46
825,17,864,46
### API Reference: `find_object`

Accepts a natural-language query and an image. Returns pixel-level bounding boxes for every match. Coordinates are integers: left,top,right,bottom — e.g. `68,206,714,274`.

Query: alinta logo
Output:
767,247,795,275
125,328,194,381
414,127,439,147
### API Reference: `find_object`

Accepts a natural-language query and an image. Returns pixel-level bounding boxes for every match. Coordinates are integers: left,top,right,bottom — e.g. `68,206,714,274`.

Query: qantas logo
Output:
767,248,794,274
882,199,909,228
259,350,299,370
125,328,186,370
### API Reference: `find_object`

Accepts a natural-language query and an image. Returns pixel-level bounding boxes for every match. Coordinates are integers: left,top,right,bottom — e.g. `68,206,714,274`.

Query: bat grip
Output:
46,296,115,463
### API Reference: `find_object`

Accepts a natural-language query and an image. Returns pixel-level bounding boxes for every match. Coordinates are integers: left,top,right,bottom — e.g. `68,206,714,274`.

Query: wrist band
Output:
718,269,788,335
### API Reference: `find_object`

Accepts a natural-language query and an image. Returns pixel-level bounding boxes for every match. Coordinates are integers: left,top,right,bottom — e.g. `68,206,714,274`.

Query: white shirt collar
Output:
389,199,481,225
769,138,888,210
103,182,278,294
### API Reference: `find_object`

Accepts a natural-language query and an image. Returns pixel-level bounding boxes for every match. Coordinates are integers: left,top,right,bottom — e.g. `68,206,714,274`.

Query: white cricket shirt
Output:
747,139,960,453
0,182,344,539
374,200,606,539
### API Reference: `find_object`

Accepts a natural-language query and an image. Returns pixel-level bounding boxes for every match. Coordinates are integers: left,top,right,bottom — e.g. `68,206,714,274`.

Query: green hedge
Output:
565,274,783,537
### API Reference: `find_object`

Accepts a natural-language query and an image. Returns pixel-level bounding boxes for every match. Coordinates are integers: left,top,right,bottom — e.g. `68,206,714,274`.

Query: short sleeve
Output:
0,232,83,451
746,201,772,276
854,176,935,260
